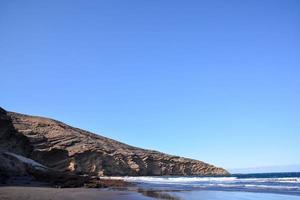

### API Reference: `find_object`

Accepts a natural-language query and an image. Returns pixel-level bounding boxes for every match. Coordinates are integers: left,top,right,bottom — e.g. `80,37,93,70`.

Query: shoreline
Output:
0,186,153,200
1,186,300,200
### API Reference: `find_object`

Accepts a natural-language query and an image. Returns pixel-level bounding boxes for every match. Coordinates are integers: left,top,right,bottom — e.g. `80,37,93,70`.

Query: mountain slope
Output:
1,107,229,176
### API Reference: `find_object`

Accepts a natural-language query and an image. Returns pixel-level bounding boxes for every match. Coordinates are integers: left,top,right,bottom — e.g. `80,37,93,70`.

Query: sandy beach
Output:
0,186,153,200
1,186,300,200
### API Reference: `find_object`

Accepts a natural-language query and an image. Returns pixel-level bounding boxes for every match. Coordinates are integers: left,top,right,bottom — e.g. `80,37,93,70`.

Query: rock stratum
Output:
0,107,229,184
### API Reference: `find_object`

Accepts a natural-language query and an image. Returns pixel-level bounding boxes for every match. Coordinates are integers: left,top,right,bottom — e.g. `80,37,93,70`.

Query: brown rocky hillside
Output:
0,107,229,177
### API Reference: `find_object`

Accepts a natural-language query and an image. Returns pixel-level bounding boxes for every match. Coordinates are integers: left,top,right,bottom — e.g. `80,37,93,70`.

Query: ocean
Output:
113,172,300,199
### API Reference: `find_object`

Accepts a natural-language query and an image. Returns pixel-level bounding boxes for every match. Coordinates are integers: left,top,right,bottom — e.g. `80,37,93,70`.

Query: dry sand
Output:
0,186,153,200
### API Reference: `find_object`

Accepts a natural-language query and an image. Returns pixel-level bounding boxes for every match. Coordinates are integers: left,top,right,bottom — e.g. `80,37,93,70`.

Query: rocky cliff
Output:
0,107,229,178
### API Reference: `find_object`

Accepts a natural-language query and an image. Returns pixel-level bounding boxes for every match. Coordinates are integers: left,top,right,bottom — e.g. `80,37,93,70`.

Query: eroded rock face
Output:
0,108,32,156
1,108,229,176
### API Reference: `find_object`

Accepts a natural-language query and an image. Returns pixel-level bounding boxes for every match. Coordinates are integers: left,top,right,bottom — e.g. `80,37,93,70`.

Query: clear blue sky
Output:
1,0,299,170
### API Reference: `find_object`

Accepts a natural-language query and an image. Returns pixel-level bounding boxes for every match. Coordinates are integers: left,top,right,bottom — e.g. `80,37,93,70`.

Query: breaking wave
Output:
107,173,300,195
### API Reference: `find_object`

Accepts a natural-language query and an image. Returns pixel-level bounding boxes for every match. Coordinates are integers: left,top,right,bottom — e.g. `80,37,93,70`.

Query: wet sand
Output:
172,190,300,200
1,186,300,200
0,186,153,200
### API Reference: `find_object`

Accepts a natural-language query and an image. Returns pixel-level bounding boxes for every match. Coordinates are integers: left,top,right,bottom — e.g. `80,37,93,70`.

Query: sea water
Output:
113,172,300,199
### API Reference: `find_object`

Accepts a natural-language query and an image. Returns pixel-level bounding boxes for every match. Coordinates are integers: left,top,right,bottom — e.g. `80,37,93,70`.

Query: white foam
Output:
244,184,300,190
105,176,237,184
104,176,300,184
234,178,300,183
